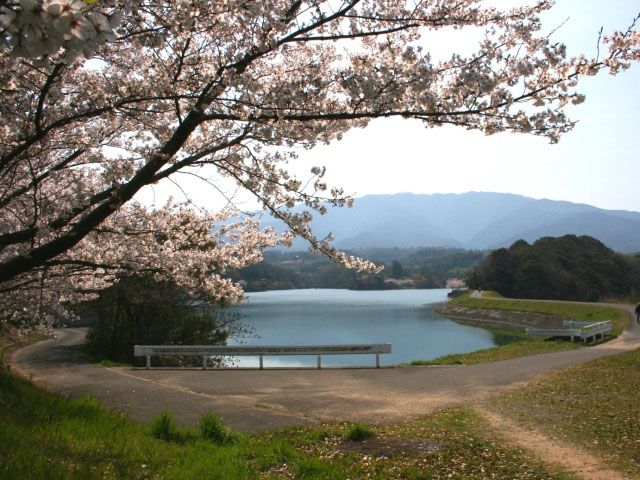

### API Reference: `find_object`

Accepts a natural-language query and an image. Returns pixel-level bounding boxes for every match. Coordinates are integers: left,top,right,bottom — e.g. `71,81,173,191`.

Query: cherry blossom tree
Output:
1,1,639,328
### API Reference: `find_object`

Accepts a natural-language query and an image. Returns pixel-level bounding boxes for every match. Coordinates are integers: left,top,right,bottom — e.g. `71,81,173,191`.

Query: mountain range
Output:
257,192,640,253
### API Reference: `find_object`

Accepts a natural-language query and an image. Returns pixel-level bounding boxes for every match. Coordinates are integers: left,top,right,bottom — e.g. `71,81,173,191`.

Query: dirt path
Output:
10,304,639,434
477,406,631,480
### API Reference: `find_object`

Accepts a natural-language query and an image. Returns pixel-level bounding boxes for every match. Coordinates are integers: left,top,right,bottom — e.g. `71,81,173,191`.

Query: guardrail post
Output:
259,354,263,370
317,354,321,369
146,355,150,369
202,355,207,370
376,353,380,368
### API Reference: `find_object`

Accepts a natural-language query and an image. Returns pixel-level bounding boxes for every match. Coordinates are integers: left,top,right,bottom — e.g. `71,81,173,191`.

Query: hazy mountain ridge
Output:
258,192,640,253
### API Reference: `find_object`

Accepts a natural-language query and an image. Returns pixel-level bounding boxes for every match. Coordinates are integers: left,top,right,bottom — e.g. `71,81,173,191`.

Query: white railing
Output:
526,320,612,343
134,343,392,369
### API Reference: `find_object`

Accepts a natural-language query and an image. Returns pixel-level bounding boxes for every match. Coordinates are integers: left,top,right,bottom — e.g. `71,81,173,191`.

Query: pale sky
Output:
138,0,640,213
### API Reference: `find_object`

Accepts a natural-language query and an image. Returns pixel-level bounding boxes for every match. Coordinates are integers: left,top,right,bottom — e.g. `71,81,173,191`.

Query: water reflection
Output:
230,289,516,366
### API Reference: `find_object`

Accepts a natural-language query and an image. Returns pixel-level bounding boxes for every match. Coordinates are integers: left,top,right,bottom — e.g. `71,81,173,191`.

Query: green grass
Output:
452,295,628,335
198,412,237,444
150,410,198,443
345,423,375,441
410,338,581,365
0,326,49,368
79,344,132,367
492,347,640,477
479,290,504,298
0,367,574,479
285,408,574,479
413,295,629,366
0,368,303,479
98,358,131,367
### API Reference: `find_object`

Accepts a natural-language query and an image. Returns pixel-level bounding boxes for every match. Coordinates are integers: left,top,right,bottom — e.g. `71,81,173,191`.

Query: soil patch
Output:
341,437,440,457
477,406,630,480
435,304,565,331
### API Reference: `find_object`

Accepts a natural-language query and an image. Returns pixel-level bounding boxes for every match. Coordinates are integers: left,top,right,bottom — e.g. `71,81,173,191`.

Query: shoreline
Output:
434,303,566,332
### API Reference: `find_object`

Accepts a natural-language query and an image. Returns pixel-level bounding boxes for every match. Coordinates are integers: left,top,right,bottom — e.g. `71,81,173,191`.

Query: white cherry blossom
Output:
1,1,639,329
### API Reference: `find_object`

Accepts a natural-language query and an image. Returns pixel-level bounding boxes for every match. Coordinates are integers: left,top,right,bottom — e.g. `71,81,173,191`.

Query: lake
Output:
230,289,513,367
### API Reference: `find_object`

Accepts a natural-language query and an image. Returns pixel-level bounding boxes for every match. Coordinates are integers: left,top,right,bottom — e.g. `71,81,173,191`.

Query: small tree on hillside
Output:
84,275,246,364
391,260,405,278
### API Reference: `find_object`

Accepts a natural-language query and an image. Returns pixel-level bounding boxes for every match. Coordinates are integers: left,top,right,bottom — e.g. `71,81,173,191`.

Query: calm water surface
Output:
230,289,512,367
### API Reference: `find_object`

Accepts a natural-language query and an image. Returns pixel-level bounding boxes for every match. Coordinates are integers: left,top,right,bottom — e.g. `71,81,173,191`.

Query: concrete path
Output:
10,304,640,432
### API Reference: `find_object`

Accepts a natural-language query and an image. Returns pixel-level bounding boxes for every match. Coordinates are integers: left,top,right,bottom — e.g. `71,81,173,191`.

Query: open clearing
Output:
10,304,639,432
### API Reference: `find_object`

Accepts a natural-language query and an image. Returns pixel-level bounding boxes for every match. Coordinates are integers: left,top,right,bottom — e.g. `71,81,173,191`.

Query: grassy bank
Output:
0,325,48,368
477,290,504,299
410,338,581,366
492,347,640,477
0,367,573,479
414,294,628,365
80,343,132,368
451,295,628,335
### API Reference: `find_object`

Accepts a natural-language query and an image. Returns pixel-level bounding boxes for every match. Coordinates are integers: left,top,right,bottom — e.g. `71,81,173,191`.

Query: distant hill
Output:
229,247,484,291
256,192,640,253
466,235,640,301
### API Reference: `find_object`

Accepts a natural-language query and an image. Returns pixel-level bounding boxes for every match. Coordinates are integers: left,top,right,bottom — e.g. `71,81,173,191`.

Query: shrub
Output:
309,429,331,441
345,424,375,442
150,410,184,442
83,275,247,365
198,412,236,444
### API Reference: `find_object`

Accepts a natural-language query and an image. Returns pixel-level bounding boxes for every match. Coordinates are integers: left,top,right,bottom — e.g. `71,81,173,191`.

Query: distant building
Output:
446,278,467,290
446,278,468,298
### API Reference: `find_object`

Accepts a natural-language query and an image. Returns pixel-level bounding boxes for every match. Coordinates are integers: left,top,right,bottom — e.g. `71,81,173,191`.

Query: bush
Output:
198,412,236,444
309,429,331,441
150,410,184,442
345,424,375,442
82,275,247,365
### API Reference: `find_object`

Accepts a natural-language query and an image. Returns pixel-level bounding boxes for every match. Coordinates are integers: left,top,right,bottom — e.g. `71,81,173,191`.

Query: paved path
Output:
10,304,640,432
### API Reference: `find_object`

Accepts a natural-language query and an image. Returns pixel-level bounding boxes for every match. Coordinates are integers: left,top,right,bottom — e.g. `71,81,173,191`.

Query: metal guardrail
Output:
563,320,597,328
134,343,392,369
526,320,612,343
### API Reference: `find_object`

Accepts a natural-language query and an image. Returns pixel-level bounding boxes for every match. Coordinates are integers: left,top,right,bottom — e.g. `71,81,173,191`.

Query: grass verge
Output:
345,423,375,441
268,407,575,479
0,367,574,479
451,295,628,335
0,325,49,369
416,295,629,365
478,290,504,299
0,325,49,347
409,338,581,366
492,347,640,477
79,343,132,367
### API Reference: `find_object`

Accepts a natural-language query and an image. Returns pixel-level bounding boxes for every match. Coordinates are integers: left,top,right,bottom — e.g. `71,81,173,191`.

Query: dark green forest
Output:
466,235,640,301
227,247,484,291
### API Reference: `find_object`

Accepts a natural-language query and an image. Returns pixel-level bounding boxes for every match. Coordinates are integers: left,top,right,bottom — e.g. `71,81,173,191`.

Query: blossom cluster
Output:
1,200,289,329
1,1,639,329
0,0,123,60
